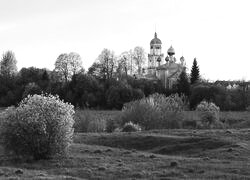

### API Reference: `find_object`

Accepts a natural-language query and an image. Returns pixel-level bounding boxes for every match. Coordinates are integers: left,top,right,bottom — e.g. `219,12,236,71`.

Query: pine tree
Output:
190,58,200,84
176,70,191,97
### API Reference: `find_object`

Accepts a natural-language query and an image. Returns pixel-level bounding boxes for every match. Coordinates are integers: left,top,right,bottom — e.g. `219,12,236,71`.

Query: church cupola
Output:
166,45,176,63
157,56,161,66
150,32,162,56
150,32,162,45
180,56,185,65
165,56,169,62
157,56,161,62
167,45,175,56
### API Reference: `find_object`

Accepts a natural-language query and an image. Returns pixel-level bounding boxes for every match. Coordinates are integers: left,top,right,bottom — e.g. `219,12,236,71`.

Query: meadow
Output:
73,110,250,131
0,109,250,179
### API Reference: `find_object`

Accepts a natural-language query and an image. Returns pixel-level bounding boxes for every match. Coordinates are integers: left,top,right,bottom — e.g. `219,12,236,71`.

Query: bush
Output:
196,101,222,128
120,93,185,130
121,97,161,130
106,85,135,110
0,94,75,160
122,121,141,132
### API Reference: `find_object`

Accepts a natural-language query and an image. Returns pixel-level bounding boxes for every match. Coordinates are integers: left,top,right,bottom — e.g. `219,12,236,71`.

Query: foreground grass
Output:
0,129,250,179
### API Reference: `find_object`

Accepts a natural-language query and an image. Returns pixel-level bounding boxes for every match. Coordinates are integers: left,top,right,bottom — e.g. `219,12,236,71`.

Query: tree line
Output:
0,49,249,111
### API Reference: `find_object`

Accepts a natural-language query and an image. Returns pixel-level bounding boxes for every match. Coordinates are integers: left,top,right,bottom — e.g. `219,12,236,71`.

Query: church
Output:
144,32,186,89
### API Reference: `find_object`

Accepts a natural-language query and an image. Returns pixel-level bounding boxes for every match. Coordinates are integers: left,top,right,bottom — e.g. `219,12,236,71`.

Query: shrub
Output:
121,98,161,130
122,121,142,132
106,85,134,110
196,101,222,128
154,93,184,129
120,93,185,130
131,88,145,100
0,94,75,160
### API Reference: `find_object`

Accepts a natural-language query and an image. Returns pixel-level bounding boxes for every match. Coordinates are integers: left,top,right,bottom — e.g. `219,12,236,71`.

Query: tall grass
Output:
73,110,121,132
73,109,250,131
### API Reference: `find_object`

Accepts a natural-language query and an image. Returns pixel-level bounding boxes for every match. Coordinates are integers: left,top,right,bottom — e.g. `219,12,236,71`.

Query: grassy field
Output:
0,110,250,179
0,129,250,179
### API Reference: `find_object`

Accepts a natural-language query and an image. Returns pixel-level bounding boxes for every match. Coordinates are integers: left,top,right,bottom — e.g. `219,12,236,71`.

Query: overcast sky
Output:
0,0,249,81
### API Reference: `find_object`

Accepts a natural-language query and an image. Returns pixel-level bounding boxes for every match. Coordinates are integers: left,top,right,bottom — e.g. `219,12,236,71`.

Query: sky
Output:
0,0,250,81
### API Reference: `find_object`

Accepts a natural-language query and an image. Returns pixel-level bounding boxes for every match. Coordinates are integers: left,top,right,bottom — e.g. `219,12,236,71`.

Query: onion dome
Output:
157,56,161,62
167,46,175,56
165,56,169,62
180,56,185,63
150,32,162,45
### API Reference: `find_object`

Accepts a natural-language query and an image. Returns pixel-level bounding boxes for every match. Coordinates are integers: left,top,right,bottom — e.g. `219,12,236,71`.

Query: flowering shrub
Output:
122,121,142,132
0,94,75,160
196,101,221,128
121,93,185,130
121,98,161,130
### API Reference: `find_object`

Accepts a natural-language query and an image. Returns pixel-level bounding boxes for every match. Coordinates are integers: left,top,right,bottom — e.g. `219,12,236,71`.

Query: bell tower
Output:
148,32,164,76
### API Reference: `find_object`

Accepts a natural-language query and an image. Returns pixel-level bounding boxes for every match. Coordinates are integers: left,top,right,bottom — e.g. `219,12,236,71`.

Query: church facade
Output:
144,32,186,89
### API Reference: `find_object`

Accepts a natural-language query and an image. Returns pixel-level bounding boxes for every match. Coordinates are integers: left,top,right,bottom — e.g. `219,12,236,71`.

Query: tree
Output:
0,51,17,77
22,82,42,98
68,52,83,75
70,73,104,108
91,49,116,81
54,52,83,83
176,70,191,97
117,51,130,78
106,83,134,109
88,62,103,79
190,58,200,84
18,67,45,85
133,47,146,75
38,70,50,91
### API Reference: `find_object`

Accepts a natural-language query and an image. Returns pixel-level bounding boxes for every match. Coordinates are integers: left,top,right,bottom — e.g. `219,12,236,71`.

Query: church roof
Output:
157,62,182,70
150,32,162,45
